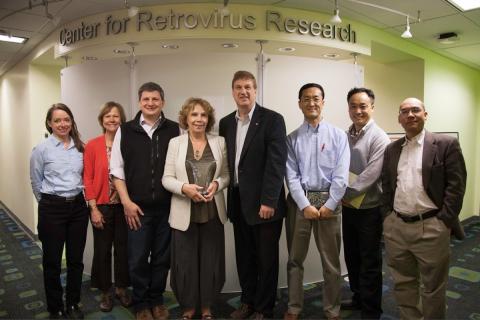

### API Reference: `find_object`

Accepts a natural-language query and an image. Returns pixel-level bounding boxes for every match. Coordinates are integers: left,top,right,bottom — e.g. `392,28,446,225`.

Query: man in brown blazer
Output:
381,97,466,320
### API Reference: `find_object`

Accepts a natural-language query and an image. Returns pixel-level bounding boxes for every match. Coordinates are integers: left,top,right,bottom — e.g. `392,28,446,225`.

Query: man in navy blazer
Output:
219,71,287,319
381,97,466,319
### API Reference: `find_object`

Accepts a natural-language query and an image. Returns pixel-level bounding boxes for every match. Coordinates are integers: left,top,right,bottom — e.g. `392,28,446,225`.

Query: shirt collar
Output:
348,119,374,137
235,103,256,122
402,129,425,146
49,134,75,149
140,113,162,127
300,118,324,134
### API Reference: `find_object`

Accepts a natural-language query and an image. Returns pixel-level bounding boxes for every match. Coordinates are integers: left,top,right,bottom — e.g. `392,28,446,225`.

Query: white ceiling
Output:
0,0,479,76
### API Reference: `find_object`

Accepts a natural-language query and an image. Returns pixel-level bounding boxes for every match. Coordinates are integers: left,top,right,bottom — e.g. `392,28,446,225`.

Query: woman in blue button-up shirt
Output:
30,103,88,319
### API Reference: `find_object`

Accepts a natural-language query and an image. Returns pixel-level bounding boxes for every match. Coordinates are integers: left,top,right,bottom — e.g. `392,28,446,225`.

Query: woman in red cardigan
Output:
83,102,131,312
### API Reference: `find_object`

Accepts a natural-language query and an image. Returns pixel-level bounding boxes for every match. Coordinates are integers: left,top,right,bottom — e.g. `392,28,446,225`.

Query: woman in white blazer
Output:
162,98,229,320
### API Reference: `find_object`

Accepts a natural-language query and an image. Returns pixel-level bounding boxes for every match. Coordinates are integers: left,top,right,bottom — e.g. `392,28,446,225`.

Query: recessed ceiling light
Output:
161,44,179,49
222,43,239,48
0,34,28,44
82,56,98,61
113,49,130,54
278,47,296,52
446,0,480,11
322,53,340,59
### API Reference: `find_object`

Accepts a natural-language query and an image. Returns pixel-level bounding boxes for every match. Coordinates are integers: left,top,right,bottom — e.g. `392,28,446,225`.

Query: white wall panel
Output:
60,51,362,292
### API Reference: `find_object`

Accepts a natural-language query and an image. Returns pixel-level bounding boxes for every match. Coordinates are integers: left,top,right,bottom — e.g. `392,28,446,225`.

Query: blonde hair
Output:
178,98,215,133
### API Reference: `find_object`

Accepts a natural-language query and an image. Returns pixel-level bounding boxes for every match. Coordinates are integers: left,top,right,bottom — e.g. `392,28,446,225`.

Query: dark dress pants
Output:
171,216,225,309
342,206,383,319
128,206,171,313
37,194,89,313
91,203,129,291
232,188,283,316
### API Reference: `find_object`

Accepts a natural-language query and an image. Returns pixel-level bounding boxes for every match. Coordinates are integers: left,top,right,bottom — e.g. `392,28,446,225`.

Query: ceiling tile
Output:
406,14,480,48
1,0,480,76
0,42,24,54
463,8,480,27
444,43,480,66
0,12,50,32
0,0,29,11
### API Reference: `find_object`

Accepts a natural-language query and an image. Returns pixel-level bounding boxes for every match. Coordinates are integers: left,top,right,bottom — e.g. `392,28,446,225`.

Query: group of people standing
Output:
30,70,466,320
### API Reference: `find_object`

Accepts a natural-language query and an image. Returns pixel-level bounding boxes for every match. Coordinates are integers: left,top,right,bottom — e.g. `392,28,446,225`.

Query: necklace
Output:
194,149,201,160
190,135,206,160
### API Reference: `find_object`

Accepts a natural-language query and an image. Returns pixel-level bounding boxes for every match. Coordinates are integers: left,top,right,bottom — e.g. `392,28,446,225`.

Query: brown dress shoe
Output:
99,292,113,312
283,312,298,320
136,309,154,320
254,312,264,320
152,305,169,320
115,287,132,307
230,304,254,319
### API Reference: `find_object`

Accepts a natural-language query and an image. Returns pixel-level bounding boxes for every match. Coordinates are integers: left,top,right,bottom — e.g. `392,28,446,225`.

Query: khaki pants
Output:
383,212,450,320
285,195,342,318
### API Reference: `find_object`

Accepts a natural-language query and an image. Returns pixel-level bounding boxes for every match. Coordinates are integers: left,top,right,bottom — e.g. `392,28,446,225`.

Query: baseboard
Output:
0,200,38,241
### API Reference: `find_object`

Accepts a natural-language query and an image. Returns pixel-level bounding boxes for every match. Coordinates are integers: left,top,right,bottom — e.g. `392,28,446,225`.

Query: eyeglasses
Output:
399,107,423,116
301,96,323,104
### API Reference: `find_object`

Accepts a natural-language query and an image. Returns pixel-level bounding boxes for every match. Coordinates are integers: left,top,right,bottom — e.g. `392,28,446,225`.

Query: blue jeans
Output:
128,207,171,312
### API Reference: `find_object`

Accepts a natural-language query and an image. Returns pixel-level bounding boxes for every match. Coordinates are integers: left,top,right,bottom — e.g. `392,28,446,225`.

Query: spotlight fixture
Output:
347,0,419,38
222,43,239,48
221,0,230,16
401,16,412,38
437,32,459,44
43,0,61,26
330,0,342,24
124,0,139,17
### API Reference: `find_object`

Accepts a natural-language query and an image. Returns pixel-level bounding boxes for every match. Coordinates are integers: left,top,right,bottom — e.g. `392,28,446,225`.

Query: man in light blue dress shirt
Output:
284,83,350,320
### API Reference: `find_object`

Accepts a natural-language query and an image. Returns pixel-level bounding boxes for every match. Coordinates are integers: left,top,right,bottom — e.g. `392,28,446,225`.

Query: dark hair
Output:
298,83,325,100
45,103,84,153
97,101,126,133
178,97,216,133
232,70,257,89
347,87,375,104
138,82,164,101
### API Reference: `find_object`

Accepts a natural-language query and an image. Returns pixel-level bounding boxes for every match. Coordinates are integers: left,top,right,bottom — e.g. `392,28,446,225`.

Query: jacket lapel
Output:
390,138,404,186
422,131,436,189
207,134,221,179
240,104,262,163
225,113,237,172
177,134,189,182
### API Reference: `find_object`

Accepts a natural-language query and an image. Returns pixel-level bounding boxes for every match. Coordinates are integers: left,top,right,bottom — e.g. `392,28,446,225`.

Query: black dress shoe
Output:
49,310,66,319
65,304,84,319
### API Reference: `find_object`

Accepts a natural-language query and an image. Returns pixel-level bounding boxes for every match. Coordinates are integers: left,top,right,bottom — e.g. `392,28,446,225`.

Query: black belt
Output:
305,190,329,195
394,209,438,223
41,192,84,202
